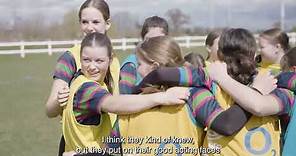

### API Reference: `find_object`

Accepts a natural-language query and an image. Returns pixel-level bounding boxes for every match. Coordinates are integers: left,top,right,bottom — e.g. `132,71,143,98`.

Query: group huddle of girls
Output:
45,0,296,156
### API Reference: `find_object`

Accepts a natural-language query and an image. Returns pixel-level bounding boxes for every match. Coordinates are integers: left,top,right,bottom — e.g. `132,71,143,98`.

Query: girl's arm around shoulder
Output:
189,87,251,136
100,87,190,115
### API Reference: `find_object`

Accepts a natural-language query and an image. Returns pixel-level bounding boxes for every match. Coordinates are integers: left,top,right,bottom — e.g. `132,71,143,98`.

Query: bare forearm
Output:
101,93,163,115
45,79,66,118
46,98,62,118
217,76,279,116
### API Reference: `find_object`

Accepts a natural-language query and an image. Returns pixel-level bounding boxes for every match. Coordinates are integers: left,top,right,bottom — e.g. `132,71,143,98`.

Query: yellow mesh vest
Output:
258,61,281,76
117,104,205,156
203,85,280,156
63,75,112,152
68,45,119,124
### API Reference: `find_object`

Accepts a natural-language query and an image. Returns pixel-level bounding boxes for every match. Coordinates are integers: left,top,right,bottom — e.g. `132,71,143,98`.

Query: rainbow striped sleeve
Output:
73,82,111,123
178,66,212,89
270,88,295,116
107,120,122,149
188,87,223,127
119,62,137,94
277,72,296,92
110,119,120,137
53,51,77,84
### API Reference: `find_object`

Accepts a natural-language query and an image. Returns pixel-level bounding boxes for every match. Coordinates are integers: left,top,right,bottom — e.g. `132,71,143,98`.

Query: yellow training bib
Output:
63,75,112,152
68,45,119,124
203,85,281,156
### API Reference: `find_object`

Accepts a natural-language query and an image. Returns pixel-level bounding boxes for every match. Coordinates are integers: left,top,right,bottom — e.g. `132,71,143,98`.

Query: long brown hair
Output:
205,30,222,47
137,36,184,67
78,0,110,22
260,28,290,52
218,28,257,85
205,30,222,60
80,32,114,94
184,52,206,68
136,36,185,93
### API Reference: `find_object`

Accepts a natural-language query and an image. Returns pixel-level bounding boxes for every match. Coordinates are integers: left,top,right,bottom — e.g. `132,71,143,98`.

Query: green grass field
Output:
0,47,206,156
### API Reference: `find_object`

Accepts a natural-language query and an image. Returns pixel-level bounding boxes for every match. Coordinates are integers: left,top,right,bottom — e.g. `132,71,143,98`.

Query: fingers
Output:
172,95,189,104
252,71,278,95
58,96,68,103
59,86,70,94
161,87,191,105
177,87,190,97
174,99,186,105
161,88,188,105
57,86,70,106
58,91,69,99
177,91,190,101
208,61,228,82
60,102,67,107
58,92,69,102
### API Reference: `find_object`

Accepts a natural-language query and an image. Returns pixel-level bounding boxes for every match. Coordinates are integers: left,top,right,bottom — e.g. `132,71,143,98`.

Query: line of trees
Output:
0,8,295,42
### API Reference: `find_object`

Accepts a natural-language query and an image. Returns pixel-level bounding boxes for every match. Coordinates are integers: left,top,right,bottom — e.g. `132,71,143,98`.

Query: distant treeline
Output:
0,8,295,42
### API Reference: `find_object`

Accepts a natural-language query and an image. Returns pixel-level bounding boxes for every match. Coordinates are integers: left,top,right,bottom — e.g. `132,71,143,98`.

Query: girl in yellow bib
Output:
205,29,294,156
212,48,296,156
109,36,262,156
62,32,189,156
46,0,120,118
137,29,294,156
257,28,290,76
113,36,205,156
45,1,120,155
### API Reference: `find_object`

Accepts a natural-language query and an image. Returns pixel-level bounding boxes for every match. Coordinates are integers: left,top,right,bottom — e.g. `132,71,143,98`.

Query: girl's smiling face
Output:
80,7,110,36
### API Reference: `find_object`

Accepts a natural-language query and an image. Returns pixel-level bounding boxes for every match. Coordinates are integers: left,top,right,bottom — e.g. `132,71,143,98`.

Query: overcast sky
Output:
0,0,295,31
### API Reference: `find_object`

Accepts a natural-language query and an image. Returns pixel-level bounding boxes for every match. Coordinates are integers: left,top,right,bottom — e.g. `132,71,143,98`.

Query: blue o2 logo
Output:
244,127,272,155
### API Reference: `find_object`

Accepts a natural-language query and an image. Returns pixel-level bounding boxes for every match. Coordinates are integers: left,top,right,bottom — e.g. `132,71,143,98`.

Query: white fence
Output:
0,33,296,58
